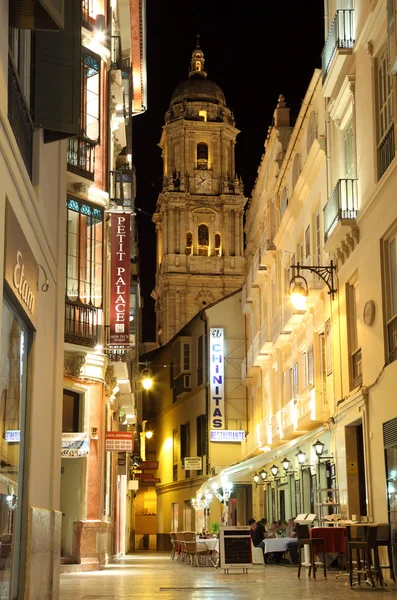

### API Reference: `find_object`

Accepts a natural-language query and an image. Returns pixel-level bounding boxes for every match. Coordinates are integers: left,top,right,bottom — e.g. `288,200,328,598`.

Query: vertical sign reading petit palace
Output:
110,213,130,345
4,200,38,328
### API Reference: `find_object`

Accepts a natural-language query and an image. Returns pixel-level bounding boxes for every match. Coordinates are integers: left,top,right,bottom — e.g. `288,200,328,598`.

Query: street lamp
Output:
141,368,153,390
260,469,267,482
253,473,260,485
282,457,290,471
313,439,325,457
270,464,279,477
296,448,306,465
289,261,337,310
140,420,153,461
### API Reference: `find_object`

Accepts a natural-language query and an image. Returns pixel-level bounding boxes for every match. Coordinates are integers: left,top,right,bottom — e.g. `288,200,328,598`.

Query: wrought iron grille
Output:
67,137,95,180
378,124,395,180
65,301,99,347
324,178,358,241
8,57,33,179
322,9,355,81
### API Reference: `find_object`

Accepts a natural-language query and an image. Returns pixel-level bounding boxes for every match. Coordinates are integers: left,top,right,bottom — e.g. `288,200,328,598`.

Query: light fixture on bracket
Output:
289,261,337,310
312,439,334,462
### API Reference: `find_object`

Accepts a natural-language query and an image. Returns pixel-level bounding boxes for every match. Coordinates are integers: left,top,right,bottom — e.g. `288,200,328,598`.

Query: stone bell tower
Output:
152,38,246,345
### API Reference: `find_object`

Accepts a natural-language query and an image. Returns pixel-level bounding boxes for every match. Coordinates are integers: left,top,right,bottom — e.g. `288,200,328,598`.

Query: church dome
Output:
170,75,226,107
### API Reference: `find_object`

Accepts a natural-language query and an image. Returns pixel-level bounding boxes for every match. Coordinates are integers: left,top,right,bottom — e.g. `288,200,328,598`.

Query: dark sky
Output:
132,0,325,342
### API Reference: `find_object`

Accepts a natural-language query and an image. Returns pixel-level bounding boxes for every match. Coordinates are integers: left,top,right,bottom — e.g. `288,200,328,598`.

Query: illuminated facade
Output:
152,41,246,345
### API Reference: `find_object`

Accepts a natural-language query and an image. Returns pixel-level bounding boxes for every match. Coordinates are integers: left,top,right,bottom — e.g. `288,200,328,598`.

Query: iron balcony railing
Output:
8,57,33,179
67,137,95,180
378,124,395,180
322,9,355,81
65,301,99,347
387,314,397,363
324,178,358,242
109,169,134,208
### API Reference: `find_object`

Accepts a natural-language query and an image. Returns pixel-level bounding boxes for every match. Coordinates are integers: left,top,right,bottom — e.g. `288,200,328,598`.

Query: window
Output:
215,233,221,256
383,233,397,362
376,43,395,179
307,111,317,155
315,213,321,265
199,110,207,121
292,154,301,190
343,117,355,178
67,50,100,178
173,429,178,481
301,352,308,389
305,225,311,259
9,28,32,107
197,335,203,385
280,188,288,217
65,197,103,347
183,343,190,371
198,224,209,256
196,414,207,475
197,142,208,169
186,232,193,255
62,390,80,432
66,197,104,306
181,422,190,478
347,280,362,388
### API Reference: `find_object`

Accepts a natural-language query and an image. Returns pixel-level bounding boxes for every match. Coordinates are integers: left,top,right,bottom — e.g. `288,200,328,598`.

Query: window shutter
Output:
33,0,80,140
180,424,186,460
9,0,64,30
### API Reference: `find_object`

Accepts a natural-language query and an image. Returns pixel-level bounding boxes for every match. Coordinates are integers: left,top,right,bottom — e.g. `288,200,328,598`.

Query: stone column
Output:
210,215,215,256
169,207,175,254
223,209,229,256
234,211,239,256
193,216,198,255
176,208,180,254
163,209,168,254
239,212,244,256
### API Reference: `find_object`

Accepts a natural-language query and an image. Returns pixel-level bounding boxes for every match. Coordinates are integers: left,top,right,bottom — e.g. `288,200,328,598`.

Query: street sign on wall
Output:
184,457,202,470
139,461,159,470
105,431,133,451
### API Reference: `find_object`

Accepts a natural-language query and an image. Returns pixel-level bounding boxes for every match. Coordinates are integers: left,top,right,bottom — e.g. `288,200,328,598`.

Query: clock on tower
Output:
195,171,212,193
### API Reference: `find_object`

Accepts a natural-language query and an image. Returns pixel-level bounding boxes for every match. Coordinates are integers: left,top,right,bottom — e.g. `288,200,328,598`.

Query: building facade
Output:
152,41,246,345
141,291,247,549
61,0,146,571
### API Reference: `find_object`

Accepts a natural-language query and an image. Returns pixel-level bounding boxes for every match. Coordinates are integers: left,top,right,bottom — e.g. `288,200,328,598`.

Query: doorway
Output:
345,421,367,519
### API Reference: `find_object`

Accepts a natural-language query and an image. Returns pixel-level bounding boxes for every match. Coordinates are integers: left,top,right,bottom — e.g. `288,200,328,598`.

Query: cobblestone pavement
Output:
60,552,397,600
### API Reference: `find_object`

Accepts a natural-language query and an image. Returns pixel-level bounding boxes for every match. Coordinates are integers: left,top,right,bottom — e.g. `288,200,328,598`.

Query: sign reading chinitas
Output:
110,213,130,345
210,328,224,429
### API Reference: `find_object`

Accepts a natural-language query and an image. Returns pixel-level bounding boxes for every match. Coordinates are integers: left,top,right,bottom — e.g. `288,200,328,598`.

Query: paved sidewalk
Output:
60,552,397,600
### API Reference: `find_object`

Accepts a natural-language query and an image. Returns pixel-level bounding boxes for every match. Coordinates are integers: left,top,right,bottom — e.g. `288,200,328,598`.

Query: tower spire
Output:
189,33,207,78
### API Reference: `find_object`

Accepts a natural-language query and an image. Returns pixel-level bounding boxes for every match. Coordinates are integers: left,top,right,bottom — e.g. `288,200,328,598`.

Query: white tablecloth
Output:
264,537,295,553
196,538,219,552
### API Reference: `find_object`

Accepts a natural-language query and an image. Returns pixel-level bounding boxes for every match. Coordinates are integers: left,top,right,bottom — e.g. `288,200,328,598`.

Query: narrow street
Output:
60,553,397,600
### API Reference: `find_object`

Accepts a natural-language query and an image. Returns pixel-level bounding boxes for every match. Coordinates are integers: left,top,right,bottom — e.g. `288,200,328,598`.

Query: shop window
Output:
197,142,208,169
198,224,209,256
215,233,221,256
0,299,30,596
186,232,193,255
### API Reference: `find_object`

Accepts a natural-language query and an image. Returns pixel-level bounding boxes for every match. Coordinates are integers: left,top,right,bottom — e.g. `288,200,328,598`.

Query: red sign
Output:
105,431,133,451
110,213,130,345
140,477,161,485
140,461,159,471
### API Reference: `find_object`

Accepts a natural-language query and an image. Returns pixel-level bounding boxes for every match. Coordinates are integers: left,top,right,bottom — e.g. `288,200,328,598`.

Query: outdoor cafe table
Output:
196,537,219,566
264,537,295,554
310,526,346,567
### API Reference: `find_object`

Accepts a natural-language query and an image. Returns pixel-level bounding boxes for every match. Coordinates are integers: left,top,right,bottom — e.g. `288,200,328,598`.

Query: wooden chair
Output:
296,523,326,579
169,532,178,560
373,523,395,584
346,525,381,588
176,531,184,563
185,540,210,567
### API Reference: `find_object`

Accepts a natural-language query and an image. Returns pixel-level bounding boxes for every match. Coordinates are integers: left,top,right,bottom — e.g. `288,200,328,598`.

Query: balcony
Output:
324,178,359,254
8,57,33,179
67,137,95,180
282,399,299,438
82,0,95,30
322,9,355,97
378,124,395,181
260,227,276,269
296,386,328,431
65,301,100,347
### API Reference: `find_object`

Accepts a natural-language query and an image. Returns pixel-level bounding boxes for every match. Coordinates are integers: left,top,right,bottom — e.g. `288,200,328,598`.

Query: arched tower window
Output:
186,232,193,255
198,224,209,256
197,142,208,170
215,233,221,256
195,61,201,71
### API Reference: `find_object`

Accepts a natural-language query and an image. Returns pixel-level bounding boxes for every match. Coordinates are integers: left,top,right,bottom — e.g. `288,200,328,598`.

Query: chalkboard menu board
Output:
220,526,252,569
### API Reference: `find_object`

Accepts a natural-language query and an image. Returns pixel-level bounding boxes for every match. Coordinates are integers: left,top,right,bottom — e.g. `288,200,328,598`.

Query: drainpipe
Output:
202,311,210,477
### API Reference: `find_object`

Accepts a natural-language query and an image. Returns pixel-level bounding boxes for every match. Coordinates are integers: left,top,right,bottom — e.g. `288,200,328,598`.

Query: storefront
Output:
0,200,36,597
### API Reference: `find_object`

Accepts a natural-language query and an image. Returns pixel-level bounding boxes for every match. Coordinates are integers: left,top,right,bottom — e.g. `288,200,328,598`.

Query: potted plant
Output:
210,521,220,537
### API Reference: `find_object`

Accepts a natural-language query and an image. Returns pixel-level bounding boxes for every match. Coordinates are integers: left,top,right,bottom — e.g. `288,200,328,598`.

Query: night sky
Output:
132,1,325,342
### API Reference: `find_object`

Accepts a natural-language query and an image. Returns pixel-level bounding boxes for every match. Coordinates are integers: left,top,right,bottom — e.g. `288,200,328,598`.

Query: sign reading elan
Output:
210,328,224,429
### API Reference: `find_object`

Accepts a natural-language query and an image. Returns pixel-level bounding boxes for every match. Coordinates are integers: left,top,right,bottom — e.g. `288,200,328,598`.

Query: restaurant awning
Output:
197,425,325,496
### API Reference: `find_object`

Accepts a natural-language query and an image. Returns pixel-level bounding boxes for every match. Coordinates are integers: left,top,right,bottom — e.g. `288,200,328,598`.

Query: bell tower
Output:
152,40,246,345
